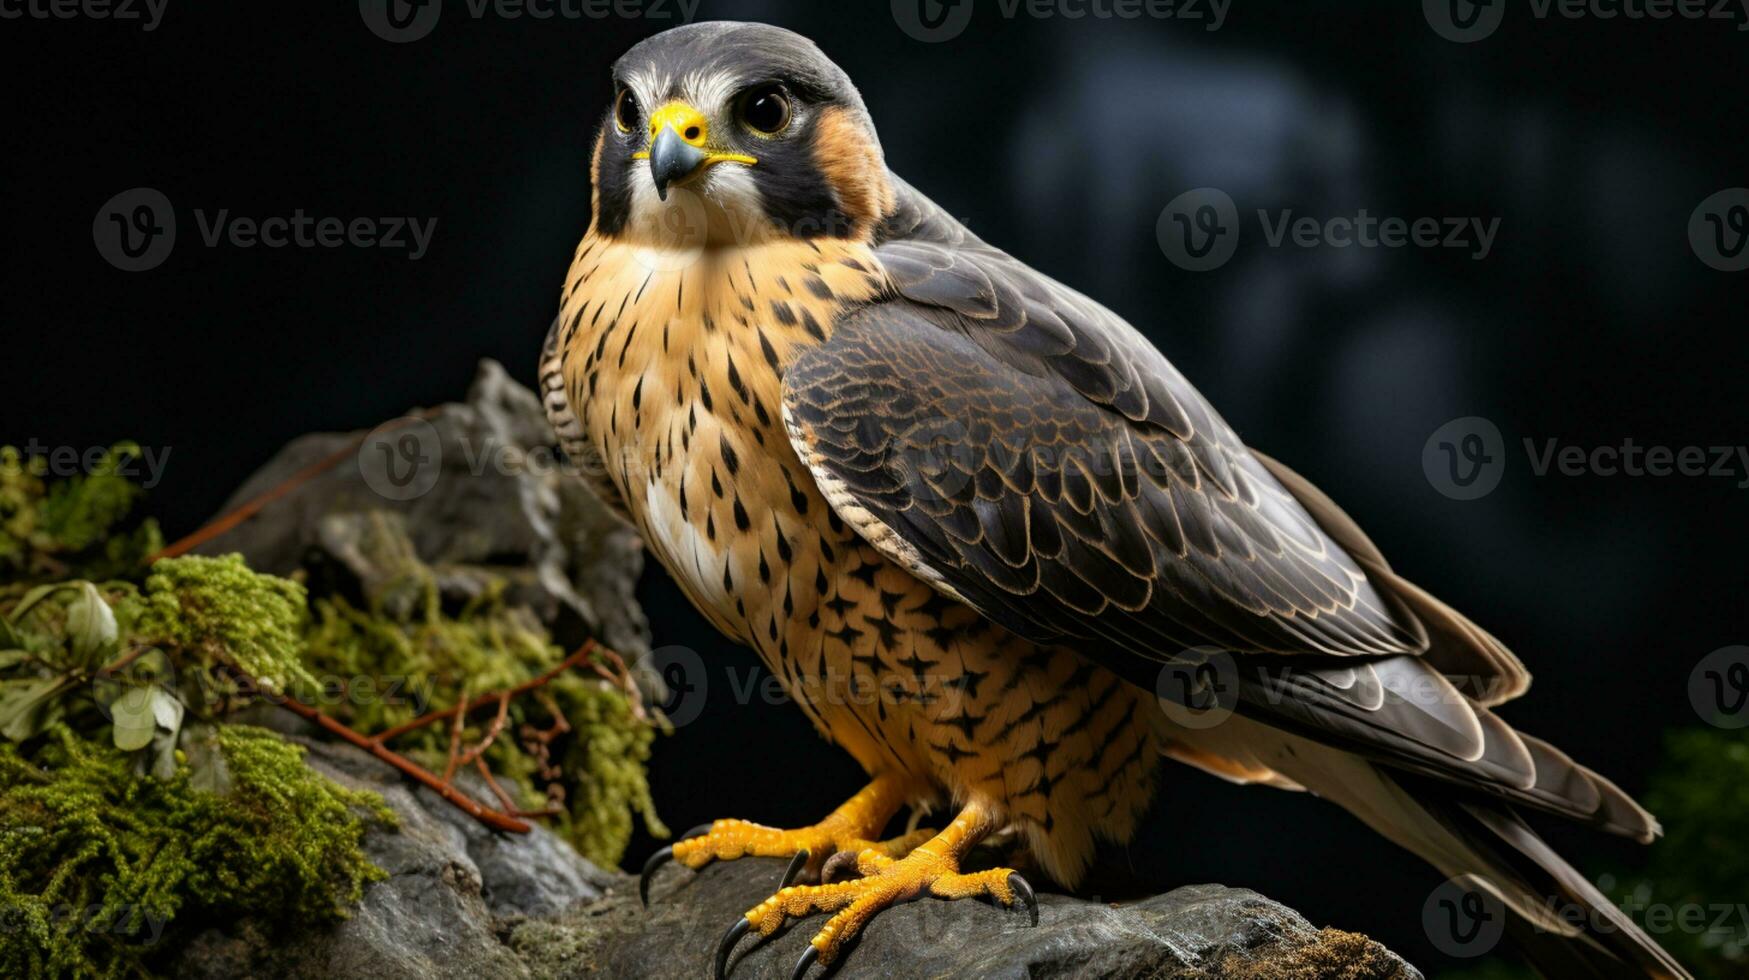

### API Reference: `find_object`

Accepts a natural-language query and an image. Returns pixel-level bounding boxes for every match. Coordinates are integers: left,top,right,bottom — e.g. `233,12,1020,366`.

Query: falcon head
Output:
592,22,894,246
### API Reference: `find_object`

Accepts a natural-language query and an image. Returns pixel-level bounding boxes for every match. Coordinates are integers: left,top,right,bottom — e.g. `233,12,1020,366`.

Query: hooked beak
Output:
647,127,707,201
632,101,757,201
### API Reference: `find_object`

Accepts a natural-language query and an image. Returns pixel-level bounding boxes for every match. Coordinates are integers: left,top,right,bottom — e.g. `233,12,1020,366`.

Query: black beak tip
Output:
649,127,707,202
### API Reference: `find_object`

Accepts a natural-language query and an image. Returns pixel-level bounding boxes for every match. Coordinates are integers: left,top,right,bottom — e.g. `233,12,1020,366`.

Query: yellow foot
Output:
639,775,929,905
713,802,1038,979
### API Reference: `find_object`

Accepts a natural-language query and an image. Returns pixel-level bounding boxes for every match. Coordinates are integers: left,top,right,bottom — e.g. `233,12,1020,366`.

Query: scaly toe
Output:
820,849,861,883
732,850,1034,973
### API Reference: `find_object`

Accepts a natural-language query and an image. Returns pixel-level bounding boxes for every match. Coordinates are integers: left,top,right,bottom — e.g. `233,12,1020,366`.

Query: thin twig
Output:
96,644,149,677
148,409,440,562
265,683,531,834
372,640,599,744
455,692,511,769
476,756,522,814
586,644,648,724
441,696,469,785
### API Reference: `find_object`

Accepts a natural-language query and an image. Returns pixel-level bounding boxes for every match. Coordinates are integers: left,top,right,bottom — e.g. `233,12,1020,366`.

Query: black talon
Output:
638,846,672,907
781,848,810,888
714,917,751,980
640,823,715,907
791,944,819,980
1008,872,1039,927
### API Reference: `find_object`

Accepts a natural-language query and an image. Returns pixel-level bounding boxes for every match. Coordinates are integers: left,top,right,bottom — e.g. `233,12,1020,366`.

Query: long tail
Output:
1169,716,1691,979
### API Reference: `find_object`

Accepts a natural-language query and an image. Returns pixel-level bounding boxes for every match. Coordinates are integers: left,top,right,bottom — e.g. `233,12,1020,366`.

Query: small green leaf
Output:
0,676,71,741
8,583,66,623
152,687,184,736
67,582,119,667
0,615,22,650
149,727,179,780
0,650,29,671
183,722,232,795
110,685,158,751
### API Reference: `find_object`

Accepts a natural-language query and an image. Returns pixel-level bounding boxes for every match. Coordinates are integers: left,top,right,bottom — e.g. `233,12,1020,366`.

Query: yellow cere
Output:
631,100,759,167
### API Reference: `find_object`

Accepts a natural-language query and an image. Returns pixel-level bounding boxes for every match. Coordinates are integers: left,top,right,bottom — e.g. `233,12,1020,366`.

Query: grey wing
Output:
781,182,1652,839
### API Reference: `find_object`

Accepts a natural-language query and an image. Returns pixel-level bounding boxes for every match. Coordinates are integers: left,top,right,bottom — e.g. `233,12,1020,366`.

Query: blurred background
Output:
4,0,1746,973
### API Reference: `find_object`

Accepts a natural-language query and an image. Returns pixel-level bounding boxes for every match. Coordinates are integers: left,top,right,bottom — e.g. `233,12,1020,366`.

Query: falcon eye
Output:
738,85,791,135
614,89,639,134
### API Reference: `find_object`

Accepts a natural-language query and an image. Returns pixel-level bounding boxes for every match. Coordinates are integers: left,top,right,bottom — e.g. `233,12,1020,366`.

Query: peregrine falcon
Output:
541,22,1686,979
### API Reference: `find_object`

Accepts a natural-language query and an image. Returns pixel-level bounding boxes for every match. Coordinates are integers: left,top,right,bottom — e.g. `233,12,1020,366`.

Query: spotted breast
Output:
547,227,1162,885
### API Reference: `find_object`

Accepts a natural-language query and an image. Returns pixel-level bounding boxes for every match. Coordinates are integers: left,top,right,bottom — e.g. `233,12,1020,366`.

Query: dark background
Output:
3,1,1744,973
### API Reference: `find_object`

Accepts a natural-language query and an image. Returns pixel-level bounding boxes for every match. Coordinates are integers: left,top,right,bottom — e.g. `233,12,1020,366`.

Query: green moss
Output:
0,446,664,978
301,580,666,868
136,555,317,696
0,723,391,979
0,445,162,585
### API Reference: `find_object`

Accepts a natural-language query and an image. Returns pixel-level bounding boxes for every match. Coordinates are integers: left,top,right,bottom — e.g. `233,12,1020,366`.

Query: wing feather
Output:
778,181,1640,837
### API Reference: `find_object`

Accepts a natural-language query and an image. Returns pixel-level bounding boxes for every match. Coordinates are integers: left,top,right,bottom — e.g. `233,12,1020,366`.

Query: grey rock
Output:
172,743,1418,980
531,860,1423,980
192,359,652,683
173,738,600,979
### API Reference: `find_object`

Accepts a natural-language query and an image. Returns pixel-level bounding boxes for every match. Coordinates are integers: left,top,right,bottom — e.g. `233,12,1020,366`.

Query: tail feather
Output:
1441,795,1689,979
1175,716,1692,978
